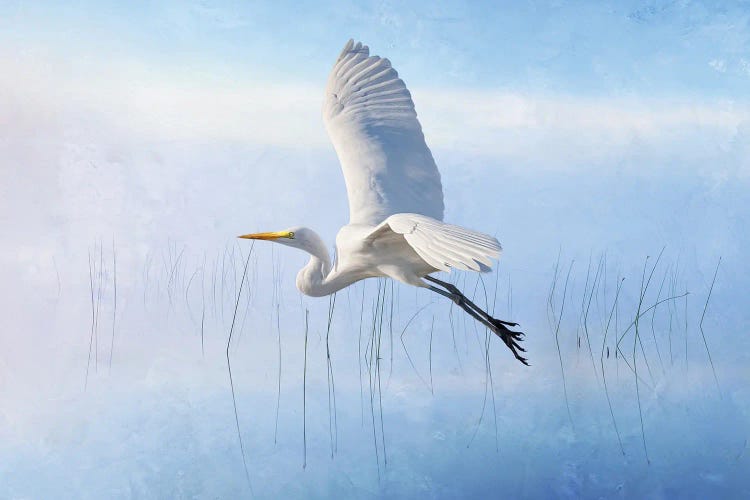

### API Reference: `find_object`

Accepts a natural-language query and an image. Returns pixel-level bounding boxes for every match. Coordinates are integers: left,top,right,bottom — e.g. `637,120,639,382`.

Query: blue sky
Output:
2,1,749,498
3,0,750,94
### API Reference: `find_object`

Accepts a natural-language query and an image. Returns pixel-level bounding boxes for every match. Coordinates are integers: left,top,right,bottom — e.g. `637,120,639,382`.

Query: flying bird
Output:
240,40,527,364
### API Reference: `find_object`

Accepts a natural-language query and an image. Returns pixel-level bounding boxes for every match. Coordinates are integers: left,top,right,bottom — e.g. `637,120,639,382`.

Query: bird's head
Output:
238,226,318,252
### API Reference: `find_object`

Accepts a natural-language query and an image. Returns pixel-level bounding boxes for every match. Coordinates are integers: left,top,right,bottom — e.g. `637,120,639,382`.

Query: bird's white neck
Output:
294,231,352,297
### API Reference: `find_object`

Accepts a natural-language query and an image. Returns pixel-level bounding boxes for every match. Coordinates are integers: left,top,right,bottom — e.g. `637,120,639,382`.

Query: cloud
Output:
417,89,749,170
709,59,727,73
2,50,749,174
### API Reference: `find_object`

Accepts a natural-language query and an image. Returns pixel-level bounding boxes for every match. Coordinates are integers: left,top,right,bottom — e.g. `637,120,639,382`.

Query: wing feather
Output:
367,213,502,274
432,234,494,267
324,40,444,226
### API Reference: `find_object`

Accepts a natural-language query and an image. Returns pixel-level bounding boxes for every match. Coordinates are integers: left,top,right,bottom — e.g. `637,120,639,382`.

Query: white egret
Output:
240,40,526,364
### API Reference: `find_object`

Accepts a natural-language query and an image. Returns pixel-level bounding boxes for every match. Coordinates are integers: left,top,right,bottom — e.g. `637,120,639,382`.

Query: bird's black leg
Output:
424,275,519,327
425,277,528,366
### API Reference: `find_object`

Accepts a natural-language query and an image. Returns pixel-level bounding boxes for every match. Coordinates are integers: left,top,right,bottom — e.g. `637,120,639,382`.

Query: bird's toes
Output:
508,344,529,364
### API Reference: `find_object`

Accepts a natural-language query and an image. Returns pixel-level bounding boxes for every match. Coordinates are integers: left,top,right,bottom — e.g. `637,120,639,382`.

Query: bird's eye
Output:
288,232,295,239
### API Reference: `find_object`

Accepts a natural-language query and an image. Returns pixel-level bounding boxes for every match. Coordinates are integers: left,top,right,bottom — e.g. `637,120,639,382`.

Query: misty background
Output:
1,1,749,498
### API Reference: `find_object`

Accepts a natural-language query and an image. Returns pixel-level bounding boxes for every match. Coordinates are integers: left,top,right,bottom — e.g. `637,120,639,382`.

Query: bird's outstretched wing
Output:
366,213,502,273
323,40,444,227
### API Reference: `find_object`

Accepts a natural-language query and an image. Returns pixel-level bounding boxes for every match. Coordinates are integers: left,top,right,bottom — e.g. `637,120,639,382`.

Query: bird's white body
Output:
332,222,434,289
290,222,434,297
283,211,501,297
240,40,528,363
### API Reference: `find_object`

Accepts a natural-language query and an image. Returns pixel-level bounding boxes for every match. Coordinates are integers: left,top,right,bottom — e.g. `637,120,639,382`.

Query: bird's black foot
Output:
452,293,527,364
425,276,529,365
489,318,528,366
496,319,519,327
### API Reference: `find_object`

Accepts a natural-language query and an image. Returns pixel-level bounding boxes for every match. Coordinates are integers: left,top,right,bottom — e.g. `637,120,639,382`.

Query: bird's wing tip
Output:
338,38,369,61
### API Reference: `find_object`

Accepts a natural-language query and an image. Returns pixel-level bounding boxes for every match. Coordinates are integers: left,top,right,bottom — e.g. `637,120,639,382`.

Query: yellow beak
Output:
237,231,292,240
